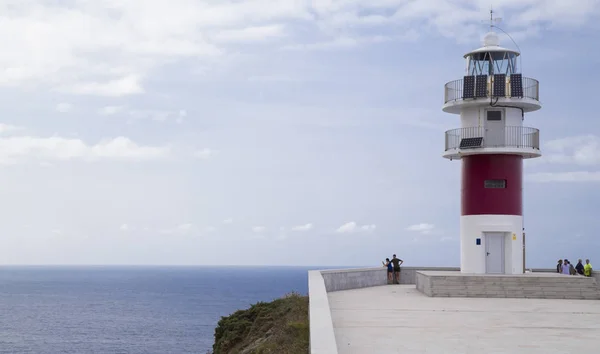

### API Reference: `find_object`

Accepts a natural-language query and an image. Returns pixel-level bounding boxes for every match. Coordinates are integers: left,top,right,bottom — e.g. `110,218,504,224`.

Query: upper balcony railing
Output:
444,74,539,104
445,126,540,151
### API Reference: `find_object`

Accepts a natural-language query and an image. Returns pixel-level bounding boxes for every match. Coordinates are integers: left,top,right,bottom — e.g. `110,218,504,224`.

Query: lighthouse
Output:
442,18,541,274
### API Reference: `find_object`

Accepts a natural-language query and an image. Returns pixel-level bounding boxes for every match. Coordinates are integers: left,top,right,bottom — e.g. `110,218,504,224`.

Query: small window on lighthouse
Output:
484,179,506,188
487,111,502,121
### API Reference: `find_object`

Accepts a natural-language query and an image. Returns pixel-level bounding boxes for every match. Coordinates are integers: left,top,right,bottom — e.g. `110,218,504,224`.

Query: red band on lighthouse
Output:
461,154,523,216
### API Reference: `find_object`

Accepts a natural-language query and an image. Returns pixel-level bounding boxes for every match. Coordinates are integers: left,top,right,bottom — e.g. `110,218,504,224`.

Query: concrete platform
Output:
329,285,600,354
416,271,600,299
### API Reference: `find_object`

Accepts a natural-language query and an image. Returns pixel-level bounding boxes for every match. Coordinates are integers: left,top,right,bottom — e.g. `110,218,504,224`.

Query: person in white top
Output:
562,259,571,275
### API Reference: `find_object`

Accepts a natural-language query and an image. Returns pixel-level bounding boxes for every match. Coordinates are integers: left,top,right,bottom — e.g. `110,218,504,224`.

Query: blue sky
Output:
0,0,598,267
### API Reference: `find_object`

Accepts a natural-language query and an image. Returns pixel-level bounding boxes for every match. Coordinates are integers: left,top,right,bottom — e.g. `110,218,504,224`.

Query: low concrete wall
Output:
415,270,600,299
320,267,387,292
531,268,554,273
319,267,596,293
531,268,600,283
415,271,431,294
320,266,461,292
397,266,460,284
308,270,338,354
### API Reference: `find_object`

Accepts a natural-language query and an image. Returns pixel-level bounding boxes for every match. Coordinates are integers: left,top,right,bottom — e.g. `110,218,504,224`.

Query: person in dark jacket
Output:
390,254,404,284
575,259,585,275
556,259,563,273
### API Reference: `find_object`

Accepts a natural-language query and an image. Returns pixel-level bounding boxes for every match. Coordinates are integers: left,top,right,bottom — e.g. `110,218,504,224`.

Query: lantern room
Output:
464,32,520,76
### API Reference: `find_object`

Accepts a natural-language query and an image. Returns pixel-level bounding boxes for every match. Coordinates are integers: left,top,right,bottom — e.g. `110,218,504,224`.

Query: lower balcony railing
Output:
445,126,540,151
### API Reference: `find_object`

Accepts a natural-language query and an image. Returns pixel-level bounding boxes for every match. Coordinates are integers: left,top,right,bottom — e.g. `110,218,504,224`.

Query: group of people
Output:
557,258,593,276
382,254,403,284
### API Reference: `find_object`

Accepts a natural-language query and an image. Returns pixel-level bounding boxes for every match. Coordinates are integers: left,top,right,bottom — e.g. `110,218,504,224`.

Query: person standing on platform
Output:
556,259,563,273
569,261,576,275
382,258,393,284
576,259,585,275
584,259,593,277
562,260,571,275
390,254,404,284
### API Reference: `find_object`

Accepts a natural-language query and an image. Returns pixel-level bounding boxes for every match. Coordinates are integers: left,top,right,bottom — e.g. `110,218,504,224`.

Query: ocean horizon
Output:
0,265,351,354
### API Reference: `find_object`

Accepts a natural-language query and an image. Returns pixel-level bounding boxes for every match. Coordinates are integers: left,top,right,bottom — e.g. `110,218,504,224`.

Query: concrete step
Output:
416,271,600,300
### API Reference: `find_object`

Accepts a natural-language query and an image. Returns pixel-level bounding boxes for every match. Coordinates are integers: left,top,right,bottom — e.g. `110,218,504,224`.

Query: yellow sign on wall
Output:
512,233,517,240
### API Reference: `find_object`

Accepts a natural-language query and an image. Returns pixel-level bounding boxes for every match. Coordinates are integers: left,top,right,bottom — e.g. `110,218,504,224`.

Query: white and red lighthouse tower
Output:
442,17,541,274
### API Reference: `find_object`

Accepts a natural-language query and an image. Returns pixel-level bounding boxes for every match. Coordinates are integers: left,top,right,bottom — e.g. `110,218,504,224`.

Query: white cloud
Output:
159,223,193,235
252,226,266,233
222,218,234,224
100,107,188,124
527,171,600,183
58,75,145,97
56,103,72,113
526,135,600,183
360,224,377,232
0,134,170,164
100,106,125,115
247,75,307,83
291,223,313,232
176,110,187,124
127,109,187,123
0,1,596,94
177,223,193,232
212,25,286,43
120,224,130,231
0,124,21,135
194,148,217,160
335,222,376,234
204,226,217,233
276,227,287,240
406,223,436,235
542,135,600,166
282,37,360,51
282,33,415,51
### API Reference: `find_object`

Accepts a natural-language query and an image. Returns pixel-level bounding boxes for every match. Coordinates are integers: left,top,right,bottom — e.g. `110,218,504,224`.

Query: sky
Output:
0,0,599,267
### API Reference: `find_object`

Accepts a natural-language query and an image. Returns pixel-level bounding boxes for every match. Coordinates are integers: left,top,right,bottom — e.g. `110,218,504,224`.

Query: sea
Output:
0,266,330,354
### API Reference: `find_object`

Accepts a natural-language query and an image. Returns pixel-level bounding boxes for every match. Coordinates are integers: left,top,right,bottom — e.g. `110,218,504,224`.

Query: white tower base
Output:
460,215,523,274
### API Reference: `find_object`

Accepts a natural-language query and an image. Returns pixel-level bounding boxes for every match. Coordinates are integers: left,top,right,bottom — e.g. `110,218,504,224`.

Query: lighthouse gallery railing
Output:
444,76,539,104
445,126,540,151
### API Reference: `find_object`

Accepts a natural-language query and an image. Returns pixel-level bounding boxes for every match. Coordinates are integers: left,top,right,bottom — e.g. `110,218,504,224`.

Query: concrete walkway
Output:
328,285,600,354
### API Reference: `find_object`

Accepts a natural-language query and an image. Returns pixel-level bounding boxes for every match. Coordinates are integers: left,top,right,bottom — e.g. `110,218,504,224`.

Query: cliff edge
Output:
210,292,309,354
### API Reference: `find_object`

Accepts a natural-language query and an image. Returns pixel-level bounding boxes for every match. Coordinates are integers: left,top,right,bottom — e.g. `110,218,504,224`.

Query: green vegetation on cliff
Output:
210,292,309,354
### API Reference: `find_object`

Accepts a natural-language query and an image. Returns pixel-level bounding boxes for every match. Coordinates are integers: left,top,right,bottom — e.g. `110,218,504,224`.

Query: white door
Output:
485,110,505,147
485,232,505,274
